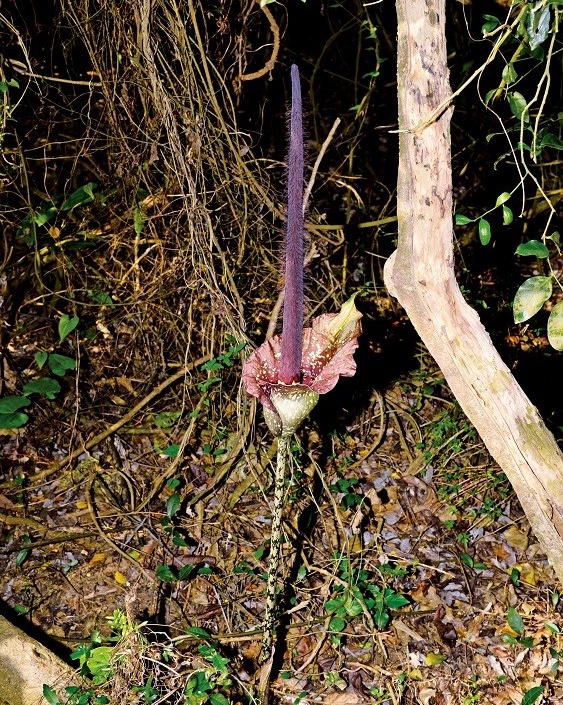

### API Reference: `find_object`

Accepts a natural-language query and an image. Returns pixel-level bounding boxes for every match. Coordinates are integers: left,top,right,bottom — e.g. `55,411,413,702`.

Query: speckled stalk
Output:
261,434,290,662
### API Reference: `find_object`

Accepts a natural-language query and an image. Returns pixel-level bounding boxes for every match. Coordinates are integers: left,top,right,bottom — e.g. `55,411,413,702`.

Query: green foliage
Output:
512,276,552,323
329,477,363,510
23,377,62,400
0,77,19,92
324,555,409,644
154,410,182,428
0,315,79,427
458,4,563,350
184,639,233,705
503,606,534,649
59,314,80,342
0,395,30,429
521,686,544,705
515,240,550,258
198,337,246,392
17,184,99,246
547,301,563,350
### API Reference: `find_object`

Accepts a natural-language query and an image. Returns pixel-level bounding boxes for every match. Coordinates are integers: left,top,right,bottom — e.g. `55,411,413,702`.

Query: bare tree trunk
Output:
384,0,563,583
0,614,78,705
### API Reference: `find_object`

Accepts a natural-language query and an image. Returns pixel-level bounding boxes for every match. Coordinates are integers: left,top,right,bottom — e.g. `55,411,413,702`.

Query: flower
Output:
242,295,362,436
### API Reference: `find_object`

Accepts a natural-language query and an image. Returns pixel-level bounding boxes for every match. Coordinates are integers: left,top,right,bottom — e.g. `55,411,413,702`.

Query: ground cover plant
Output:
1,0,562,703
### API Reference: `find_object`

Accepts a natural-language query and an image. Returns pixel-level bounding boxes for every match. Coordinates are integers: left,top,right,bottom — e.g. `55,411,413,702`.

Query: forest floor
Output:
1,341,562,705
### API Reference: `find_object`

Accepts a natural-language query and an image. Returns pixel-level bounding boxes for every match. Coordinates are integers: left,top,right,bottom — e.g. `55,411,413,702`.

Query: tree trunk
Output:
384,0,563,582
0,614,77,705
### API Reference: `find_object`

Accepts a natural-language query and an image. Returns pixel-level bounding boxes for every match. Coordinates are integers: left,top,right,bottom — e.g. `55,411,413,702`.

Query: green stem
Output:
262,434,291,661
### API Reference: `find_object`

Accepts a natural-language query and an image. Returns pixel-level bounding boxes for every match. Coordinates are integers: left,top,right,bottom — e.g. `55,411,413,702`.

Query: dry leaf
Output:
114,570,128,585
503,525,529,551
88,552,107,567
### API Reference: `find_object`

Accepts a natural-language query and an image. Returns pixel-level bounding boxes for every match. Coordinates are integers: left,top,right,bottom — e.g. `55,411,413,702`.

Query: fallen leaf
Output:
88,552,107,567
503,525,529,551
114,570,128,585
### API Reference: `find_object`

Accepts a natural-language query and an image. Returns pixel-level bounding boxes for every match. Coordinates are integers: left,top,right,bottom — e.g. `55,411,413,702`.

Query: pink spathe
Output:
242,296,362,436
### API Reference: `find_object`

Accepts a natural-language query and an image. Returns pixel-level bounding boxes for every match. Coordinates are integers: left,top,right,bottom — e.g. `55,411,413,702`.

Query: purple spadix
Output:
279,64,305,385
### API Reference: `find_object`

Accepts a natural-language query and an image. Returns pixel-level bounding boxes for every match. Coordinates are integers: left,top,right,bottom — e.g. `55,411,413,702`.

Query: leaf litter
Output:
1,353,562,705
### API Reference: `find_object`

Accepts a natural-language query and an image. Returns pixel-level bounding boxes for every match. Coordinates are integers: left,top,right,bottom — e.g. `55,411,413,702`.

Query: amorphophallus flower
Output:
242,294,362,437
242,65,361,437
243,65,363,684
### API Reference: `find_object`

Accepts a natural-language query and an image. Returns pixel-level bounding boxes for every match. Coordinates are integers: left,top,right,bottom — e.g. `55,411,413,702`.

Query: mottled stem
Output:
261,434,290,664
279,64,304,385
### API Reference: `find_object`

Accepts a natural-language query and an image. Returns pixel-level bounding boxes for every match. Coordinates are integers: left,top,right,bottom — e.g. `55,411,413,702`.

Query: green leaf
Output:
513,276,552,323
384,592,409,609
515,240,550,258
522,686,544,705
502,205,513,225
48,354,76,377
209,694,230,705
166,493,181,518
133,206,146,236
455,213,473,225
325,594,347,613
161,444,179,457
23,378,61,400
60,183,97,211
501,63,517,85
538,131,563,151
527,3,550,50
178,564,197,580
478,218,491,246
484,89,496,106
155,564,177,582
495,192,511,207
507,92,529,122
482,14,500,34
16,548,30,567
426,652,447,666
507,606,524,636
42,684,62,705
87,290,114,306
58,314,79,342
33,206,58,226
0,411,29,428
460,552,474,568
185,625,211,639
154,411,182,428
172,533,189,548
547,301,563,351
35,351,48,369
328,616,346,632
0,396,31,413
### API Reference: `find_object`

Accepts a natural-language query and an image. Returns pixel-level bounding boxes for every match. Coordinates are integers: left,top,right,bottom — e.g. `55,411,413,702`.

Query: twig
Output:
237,1,280,82
302,117,341,212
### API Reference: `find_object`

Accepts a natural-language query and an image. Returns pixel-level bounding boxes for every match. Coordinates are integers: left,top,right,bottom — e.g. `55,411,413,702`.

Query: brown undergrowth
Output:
1,1,562,704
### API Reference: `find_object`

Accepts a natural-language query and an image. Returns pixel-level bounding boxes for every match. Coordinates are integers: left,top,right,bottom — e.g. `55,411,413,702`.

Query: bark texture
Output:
0,614,77,705
384,0,563,582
